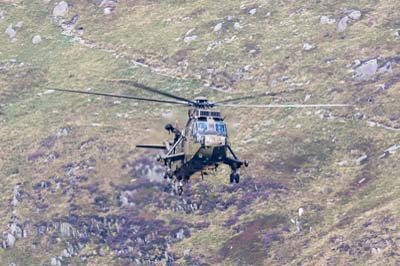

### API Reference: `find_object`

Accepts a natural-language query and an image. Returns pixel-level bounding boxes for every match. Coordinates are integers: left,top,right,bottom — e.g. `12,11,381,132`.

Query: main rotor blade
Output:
112,79,197,106
215,89,304,104
51,88,188,105
215,103,351,108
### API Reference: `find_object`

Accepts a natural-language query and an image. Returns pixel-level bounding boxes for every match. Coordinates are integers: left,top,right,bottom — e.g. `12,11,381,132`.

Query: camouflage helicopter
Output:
53,80,349,194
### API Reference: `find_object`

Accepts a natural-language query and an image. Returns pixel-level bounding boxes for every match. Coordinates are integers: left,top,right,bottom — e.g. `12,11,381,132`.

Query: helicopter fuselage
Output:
147,107,248,184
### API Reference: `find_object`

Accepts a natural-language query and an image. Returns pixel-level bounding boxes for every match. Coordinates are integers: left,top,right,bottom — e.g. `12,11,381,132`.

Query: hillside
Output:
0,0,399,265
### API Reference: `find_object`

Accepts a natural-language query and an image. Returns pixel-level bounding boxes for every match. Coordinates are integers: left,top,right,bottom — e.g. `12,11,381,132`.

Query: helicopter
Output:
53,80,349,194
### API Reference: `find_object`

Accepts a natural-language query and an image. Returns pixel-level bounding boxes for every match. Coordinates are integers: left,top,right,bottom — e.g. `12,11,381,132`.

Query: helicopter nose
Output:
203,135,226,147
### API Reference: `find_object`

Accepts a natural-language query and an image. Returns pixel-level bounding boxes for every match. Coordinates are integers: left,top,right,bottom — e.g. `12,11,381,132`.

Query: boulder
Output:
183,249,191,257
53,1,69,17
354,59,378,81
214,22,222,32
303,43,315,51
60,222,75,238
185,28,195,36
234,22,242,30
378,61,392,74
379,144,400,159
50,257,61,266
349,10,362,20
5,25,16,39
10,224,23,238
103,7,114,15
56,127,71,138
183,35,197,44
320,16,336,24
337,16,349,32
100,0,120,7
356,155,368,165
6,233,16,248
385,144,400,154
176,228,185,239
32,35,42,44
15,21,23,28
248,8,257,15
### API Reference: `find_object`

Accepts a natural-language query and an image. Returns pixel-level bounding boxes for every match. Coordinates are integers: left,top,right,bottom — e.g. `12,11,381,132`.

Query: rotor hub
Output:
194,96,208,104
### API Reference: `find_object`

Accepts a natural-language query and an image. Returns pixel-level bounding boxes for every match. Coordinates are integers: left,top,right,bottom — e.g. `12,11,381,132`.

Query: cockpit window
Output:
215,122,226,135
195,120,226,136
197,121,207,133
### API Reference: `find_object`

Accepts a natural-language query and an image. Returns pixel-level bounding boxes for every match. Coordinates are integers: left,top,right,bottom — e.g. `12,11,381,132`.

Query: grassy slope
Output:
0,0,399,265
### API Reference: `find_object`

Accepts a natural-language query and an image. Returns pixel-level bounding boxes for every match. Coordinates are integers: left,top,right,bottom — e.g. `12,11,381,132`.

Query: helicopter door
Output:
184,121,194,160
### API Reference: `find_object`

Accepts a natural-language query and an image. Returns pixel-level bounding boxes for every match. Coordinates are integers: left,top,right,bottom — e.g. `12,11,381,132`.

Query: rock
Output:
53,1,69,17
51,257,61,266
183,249,191,257
249,8,257,15
11,185,21,206
0,10,4,20
371,247,381,255
32,35,42,44
320,16,336,24
56,127,71,138
183,35,197,44
291,218,302,233
337,16,349,32
15,21,23,28
353,59,361,67
243,65,251,71
356,155,368,165
385,144,400,154
348,10,362,20
10,224,23,238
269,79,277,87
214,22,222,32
379,144,400,159
298,208,304,217
5,25,16,39
61,249,71,258
378,61,392,74
100,0,120,6
354,59,378,81
5,233,16,248
303,43,315,51
185,28,195,36
103,7,114,15
176,228,185,239
60,222,75,238
280,76,290,82
43,89,55,94
234,22,242,30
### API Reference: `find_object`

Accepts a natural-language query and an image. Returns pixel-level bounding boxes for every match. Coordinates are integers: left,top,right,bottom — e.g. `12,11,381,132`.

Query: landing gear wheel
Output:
230,173,234,184
230,172,240,184
171,179,184,196
178,182,184,196
164,170,173,180
234,173,240,183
